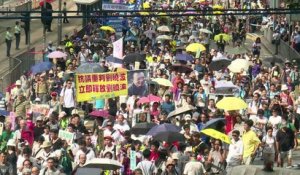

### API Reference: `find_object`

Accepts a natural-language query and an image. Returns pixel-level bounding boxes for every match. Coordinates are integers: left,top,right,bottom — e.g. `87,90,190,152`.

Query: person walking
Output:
5,27,13,57
14,21,21,50
63,2,69,23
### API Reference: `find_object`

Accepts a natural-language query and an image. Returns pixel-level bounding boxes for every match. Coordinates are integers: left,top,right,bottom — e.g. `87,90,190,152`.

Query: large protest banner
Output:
75,71,128,102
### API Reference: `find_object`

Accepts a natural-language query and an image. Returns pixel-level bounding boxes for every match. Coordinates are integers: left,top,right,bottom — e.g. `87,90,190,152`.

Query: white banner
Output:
113,37,124,59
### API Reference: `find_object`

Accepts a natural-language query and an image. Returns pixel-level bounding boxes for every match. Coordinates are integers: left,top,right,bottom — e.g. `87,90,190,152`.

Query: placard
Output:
58,130,75,144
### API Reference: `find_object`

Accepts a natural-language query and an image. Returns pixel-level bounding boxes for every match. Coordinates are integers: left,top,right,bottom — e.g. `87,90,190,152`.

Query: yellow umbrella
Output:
213,5,224,10
152,78,173,87
216,97,247,111
186,43,206,52
143,2,151,9
228,59,250,73
214,33,232,42
201,129,231,144
213,11,223,15
139,12,150,16
100,26,115,33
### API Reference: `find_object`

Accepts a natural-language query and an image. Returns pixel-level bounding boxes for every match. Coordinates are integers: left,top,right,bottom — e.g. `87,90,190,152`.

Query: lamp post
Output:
43,0,47,61
57,0,62,45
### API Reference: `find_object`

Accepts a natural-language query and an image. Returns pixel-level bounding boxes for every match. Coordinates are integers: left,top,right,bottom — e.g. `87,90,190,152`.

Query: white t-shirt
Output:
60,87,76,108
136,160,156,175
262,135,276,154
74,148,95,164
226,139,243,163
183,161,206,175
268,115,282,136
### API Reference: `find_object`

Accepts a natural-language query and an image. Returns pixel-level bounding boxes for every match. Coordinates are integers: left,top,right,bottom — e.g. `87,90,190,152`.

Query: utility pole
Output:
57,0,62,45
43,1,47,61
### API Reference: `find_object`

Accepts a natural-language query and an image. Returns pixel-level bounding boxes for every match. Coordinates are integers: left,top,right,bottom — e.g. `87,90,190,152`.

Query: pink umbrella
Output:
161,4,169,9
47,51,67,58
89,110,111,118
137,94,162,104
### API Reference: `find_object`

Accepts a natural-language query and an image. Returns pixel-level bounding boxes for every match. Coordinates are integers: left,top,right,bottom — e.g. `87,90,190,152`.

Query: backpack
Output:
60,151,73,174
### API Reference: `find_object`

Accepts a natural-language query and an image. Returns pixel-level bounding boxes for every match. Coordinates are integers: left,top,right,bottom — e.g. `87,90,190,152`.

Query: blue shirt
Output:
161,102,175,113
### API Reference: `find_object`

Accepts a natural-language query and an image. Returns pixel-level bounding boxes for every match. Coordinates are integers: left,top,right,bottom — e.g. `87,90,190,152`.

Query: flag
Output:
113,37,123,59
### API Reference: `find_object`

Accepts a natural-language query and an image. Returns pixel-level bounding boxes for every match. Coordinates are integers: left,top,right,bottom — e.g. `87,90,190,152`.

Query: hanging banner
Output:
75,71,128,102
113,37,123,59
102,3,135,11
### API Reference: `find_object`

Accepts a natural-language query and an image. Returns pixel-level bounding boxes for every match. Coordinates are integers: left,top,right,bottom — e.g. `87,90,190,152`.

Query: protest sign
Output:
130,150,137,170
113,37,123,59
127,70,149,97
31,104,50,116
58,130,75,144
75,71,128,102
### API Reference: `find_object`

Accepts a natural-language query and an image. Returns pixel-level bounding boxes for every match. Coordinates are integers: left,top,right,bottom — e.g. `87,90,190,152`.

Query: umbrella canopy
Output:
201,118,226,130
137,94,162,104
100,26,115,33
170,64,193,73
199,28,213,34
226,47,248,55
131,122,157,135
215,81,240,93
123,53,146,63
39,0,54,6
216,97,247,111
153,131,185,143
85,158,122,170
157,35,172,41
186,43,206,52
208,56,231,71
106,56,123,64
89,110,111,118
147,123,181,136
167,105,196,118
76,63,106,73
0,110,9,116
144,30,156,37
143,2,151,9
139,12,150,16
212,4,224,10
31,61,53,74
201,128,231,144
175,53,194,62
157,25,171,32
152,78,173,87
76,167,103,175
228,59,250,73
214,33,232,42
47,51,67,58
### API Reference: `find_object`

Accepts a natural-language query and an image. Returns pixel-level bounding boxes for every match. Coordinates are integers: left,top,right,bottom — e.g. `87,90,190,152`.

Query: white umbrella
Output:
84,158,122,170
215,81,240,93
157,25,171,32
228,59,250,73
157,35,172,40
47,51,67,58
199,28,213,34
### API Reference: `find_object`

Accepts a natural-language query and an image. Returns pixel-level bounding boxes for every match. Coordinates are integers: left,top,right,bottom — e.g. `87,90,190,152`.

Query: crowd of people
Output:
1,0,300,175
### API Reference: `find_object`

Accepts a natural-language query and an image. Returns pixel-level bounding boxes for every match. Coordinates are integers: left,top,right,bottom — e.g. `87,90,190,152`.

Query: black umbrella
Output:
147,123,181,136
153,131,185,143
170,64,193,73
201,118,226,130
131,122,157,135
209,58,231,71
123,53,146,63
106,56,123,64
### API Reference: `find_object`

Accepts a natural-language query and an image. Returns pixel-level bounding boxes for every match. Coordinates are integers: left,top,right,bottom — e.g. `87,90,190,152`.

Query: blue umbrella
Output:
124,36,137,42
146,123,181,136
106,56,123,64
201,118,226,130
175,53,194,61
76,63,105,73
0,110,9,116
31,61,53,74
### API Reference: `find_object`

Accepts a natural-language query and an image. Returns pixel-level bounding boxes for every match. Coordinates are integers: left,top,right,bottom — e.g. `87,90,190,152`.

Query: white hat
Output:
36,116,43,121
157,40,162,44
184,114,192,120
35,97,41,102
15,80,21,86
71,109,78,115
7,139,16,147
281,84,288,91
41,141,52,148
171,153,180,160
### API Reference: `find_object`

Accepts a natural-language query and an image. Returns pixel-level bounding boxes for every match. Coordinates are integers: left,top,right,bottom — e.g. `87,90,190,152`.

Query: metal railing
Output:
263,27,300,61
0,47,35,93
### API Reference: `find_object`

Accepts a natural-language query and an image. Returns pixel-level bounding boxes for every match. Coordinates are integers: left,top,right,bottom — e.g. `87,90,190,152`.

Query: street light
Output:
57,0,62,45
